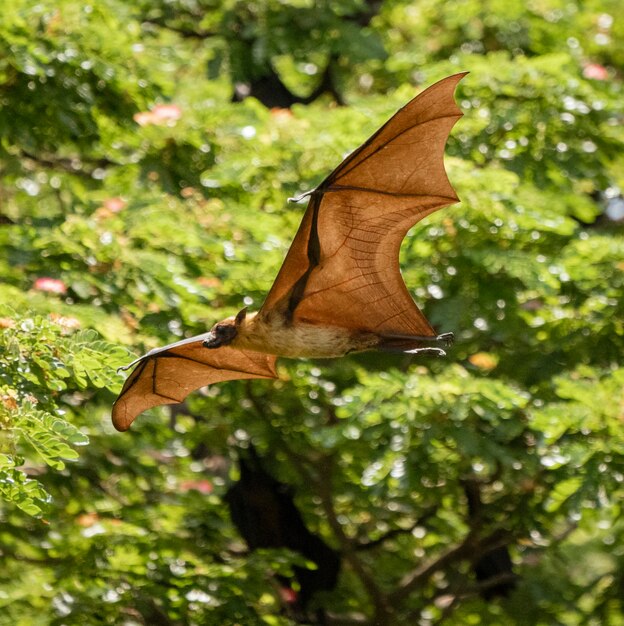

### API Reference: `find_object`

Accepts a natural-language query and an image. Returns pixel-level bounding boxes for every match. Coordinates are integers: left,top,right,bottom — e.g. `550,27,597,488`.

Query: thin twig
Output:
355,506,437,551
388,531,479,604
19,149,117,177
141,17,217,39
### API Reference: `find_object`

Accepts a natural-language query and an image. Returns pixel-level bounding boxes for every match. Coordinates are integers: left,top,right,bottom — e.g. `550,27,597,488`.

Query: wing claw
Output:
288,189,315,203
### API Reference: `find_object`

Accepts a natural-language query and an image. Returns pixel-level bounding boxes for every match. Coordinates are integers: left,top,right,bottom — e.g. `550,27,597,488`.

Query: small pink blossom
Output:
103,197,126,212
197,277,221,288
133,111,155,126
270,107,293,121
49,313,81,332
583,63,608,80
76,512,99,527
152,104,182,122
278,586,298,605
179,479,213,494
134,104,182,126
34,277,67,294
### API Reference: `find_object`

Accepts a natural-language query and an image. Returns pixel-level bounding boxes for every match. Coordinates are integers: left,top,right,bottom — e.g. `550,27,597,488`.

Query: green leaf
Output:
0,467,50,517
545,477,583,513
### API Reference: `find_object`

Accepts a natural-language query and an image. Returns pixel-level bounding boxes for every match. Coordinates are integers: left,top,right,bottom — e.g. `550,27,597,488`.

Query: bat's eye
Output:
214,323,237,341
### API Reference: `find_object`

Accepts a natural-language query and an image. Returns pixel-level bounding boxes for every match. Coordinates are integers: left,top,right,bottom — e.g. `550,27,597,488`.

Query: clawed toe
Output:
404,346,447,357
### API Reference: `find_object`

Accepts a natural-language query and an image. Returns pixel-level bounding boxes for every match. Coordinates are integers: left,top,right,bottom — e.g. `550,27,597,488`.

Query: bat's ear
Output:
235,307,248,326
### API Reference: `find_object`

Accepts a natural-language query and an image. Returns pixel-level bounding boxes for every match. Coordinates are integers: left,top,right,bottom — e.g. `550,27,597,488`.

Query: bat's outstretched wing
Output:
259,73,466,337
112,335,277,431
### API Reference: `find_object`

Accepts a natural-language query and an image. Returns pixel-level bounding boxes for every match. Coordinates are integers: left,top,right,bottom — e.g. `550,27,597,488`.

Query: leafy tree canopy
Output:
0,1,623,624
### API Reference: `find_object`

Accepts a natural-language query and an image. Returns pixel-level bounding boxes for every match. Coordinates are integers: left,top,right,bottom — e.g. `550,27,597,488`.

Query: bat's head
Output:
203,307,247,349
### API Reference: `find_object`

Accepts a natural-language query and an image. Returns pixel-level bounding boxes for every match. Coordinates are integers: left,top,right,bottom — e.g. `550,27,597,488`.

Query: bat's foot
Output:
435,332,455,347
378,342,447,357
404,346,447,357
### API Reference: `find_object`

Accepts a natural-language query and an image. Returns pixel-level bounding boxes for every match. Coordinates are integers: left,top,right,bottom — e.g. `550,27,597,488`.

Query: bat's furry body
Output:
232,310,378,358
112,73,467,431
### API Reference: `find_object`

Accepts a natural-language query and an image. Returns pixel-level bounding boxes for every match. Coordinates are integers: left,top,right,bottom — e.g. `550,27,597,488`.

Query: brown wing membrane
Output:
112,334,277,431
260,73,466,336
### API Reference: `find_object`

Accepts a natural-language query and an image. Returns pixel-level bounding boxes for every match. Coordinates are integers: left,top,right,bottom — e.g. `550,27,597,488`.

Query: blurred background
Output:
0,1,623,624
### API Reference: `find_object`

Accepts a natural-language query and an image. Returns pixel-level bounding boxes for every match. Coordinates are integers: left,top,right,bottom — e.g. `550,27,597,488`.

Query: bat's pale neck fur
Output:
230,311,378,359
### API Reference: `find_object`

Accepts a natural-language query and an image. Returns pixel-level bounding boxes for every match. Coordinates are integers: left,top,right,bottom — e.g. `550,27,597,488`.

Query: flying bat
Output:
112,72,466,431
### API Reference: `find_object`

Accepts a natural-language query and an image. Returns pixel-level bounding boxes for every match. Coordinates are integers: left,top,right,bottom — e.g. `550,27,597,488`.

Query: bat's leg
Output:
400,332,454,348
377,331,453,356
379,332,454,347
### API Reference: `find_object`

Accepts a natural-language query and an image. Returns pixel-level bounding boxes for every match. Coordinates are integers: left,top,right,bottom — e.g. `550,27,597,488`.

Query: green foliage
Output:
1,0,623,624
0,310,126,516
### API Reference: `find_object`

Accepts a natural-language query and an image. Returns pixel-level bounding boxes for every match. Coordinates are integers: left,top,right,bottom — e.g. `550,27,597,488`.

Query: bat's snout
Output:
203,322,238,349
202,330,220,349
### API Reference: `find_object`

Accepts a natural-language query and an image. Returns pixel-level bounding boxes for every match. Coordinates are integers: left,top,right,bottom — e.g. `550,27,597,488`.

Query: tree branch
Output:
325,611,374,625
388,531,479,604
18,149,118,177
141,17,217,39
389,528,516,606
355,506,437,551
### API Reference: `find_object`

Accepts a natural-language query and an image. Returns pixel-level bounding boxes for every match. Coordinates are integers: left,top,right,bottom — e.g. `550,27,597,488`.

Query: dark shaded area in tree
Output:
141,1,384,107
232,58,344,108
576,191,624,229
463,479,517,600
226,446,341,613
228,0,381,106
